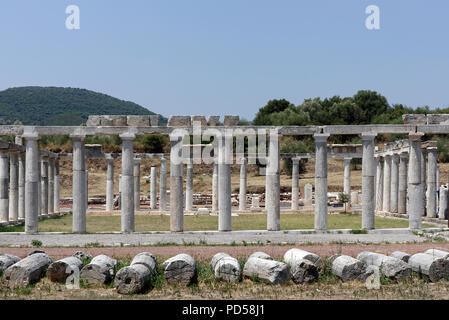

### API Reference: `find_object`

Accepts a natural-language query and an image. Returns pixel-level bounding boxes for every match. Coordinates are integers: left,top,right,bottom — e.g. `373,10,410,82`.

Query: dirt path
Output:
3,242,449,260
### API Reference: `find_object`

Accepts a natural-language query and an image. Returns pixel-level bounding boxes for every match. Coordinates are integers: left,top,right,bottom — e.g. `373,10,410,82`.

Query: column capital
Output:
119,132,136,141
70,134,86,141
313,133,330,142
408,132,424,141
361,132,377,140
427,146,437,152
22,128,39,141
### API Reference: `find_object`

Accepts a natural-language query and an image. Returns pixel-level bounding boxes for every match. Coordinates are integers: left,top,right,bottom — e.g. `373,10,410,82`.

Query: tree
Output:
353,90,389,123
253,99,295,125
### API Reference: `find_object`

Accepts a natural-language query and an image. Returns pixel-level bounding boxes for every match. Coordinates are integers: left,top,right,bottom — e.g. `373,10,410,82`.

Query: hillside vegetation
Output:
0,86,165,126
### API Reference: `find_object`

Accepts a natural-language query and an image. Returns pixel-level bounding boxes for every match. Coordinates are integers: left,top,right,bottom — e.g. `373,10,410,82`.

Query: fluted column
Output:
382,155,391,212
170,135,184,232
185,163,193,211
375,156,384,212
150,166,157,209
23,131,39,233
54,159,60,213
71,135,86,232
218,133,232,231
48,158,55,215
239,158,247,211
120,132,135,233
159,157,167,211
8,151,19,221
0,148,9,222
408,132,424,229
212,160,218,213
106,158,114,211
266,131,280,231
361,133,376,229
133,159,141,211
398,153,408,214
37,157,41,216
343,158,351,195
18,151,25,219
40,158,49,216
420,148,427,216
427,147,437,218
314,133,329,231
291,159,299,210
390,154,399,213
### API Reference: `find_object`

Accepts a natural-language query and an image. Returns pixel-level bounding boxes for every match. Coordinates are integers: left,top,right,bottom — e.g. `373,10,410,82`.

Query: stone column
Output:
439,186,448,220
390,154,399,213
185,163,193,211
48,158,55,215
408,133,424,229
0,148,9,222
218,133,232,231
239,158,247,211
23,132,39,233
159,157,167,211
40,158,49,216
314,133,329,231
375,157,384,212
382,155,391,212
361,133,376,230
8,151,19,221
150,166,157,209
85,170,88,209
120,132,135,233
343,157,351,195
106,158,114,211
426,147,437,218
266,132,280,231
54,159,60,214
72,136,86,233
212,160,218,213
18,151,25,219
170,135,184,232
37,157,41,216
398,153,408,214
420,149,427,216
291,159,299,210
133,159,141,211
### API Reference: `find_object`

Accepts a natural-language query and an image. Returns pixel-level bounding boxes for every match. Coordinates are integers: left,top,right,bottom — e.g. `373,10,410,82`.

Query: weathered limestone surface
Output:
375,157,383,211
54,160,60,213
343,158,351,196
356,251,411,279
361,133,376,229
243,254,290,285
134,160,141,211
289,258,319,284
331,255,367,281
382,155,391,212
408,253,449,282
314,133,329,230
439,186,448,219
106,158,114,211
80,254,117,284
283,248,323,270
398,154,407,214
239,158,247,211
218,134,232,231
390,251,411,263
304,183,313,208
159,158,167,211
24,133,39,233
115,252,157,294
9,152,19,221
170,136,184,231
223,115,239,126
0,149,8,222
402,114,427,125
210,253,241,282
248,252,273,260
291,159,299,210
207,116,220,126
190,115,207,126
390,155,399,213
185,163,193,211
18,152,25,219
162,254,197,285
4,253,53,287
48,159,55,214
0,254,20,276
266,132,280,231
120,133,135,233
426,147,437,218
424,249,449,259
167,116,191,127
150,115,160,127
48,256,83,283
408,133,424,228
72,136,86,232
127,115,150,127
212,161,218,213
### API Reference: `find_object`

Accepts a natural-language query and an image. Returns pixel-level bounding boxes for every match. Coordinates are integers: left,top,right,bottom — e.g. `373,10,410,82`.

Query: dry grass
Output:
1,255,449,300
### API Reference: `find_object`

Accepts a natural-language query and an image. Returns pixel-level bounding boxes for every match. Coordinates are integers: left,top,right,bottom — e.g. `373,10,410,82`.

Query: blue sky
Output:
1,0,448,120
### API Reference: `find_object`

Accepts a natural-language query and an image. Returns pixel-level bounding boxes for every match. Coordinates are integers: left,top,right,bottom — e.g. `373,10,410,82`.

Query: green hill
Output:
0,86,166,126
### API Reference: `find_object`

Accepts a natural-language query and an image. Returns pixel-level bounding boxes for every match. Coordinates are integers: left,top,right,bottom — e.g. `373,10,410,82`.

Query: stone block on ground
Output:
424,249,449,260
115,252,157,294
48,256,83,283
243,255,290,285
331,255,367,281
0,254,20,276
162,253,196,285
284,248,323,271
408,253,449,282
210,253,241,282
80,254,117,284
4,253,53,287
357,251,411,279
389,251,411,263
